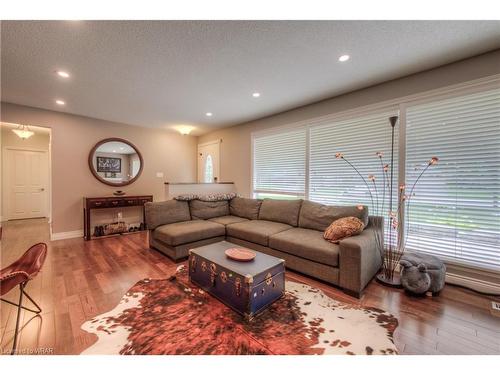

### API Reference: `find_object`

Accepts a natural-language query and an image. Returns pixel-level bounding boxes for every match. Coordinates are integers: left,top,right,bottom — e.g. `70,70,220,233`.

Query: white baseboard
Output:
446,272,500,295
50,229,83,241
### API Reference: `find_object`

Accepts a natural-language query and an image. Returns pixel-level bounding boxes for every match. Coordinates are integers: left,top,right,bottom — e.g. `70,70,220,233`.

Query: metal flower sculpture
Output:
336,117,438,286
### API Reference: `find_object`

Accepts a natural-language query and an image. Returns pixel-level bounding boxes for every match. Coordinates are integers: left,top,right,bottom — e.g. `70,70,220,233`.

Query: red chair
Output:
1,243,47,354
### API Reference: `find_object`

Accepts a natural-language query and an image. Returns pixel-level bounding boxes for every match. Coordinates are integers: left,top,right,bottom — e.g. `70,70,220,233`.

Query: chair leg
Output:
0,282,43,355
21,289,42,314
1,287,42,314
10,283,25,355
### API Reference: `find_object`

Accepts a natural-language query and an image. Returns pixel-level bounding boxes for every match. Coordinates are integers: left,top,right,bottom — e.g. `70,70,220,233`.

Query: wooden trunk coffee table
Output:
188,241,285,320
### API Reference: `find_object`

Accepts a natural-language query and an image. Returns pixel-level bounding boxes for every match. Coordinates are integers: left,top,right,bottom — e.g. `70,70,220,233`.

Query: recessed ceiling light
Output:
338,54,350,62
206,112,213,117
252,92,261,98
56,70,70,78
55,99,65,105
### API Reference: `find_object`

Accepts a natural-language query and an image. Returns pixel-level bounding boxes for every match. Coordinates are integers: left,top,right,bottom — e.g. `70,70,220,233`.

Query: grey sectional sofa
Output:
145,197,383,297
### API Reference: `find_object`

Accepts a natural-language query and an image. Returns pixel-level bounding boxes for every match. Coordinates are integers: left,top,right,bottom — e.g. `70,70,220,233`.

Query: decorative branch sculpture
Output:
335,116,438,286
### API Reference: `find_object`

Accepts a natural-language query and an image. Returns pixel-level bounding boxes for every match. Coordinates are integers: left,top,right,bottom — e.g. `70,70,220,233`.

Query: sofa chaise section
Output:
145,199,226,261
153,220,225,247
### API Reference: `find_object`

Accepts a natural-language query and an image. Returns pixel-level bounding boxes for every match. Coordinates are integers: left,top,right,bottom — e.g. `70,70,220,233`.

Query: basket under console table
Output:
83,195,153,241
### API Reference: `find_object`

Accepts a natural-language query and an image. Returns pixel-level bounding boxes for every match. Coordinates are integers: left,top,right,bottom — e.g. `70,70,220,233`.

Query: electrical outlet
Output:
492,301,500,311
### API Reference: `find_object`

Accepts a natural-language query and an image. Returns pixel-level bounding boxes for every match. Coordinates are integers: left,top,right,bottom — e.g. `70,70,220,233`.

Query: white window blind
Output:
309,111,399,217
405,88,500,271
253,128,306,199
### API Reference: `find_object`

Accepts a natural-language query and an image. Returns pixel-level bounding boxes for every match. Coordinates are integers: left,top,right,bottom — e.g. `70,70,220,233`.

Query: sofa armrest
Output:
338,216,384,296
145,200,191,230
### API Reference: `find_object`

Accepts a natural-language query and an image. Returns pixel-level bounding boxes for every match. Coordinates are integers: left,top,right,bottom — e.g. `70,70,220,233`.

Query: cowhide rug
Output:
80,266,398,355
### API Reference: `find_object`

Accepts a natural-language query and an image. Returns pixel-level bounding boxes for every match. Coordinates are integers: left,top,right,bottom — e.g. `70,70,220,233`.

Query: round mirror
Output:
88,138,143,186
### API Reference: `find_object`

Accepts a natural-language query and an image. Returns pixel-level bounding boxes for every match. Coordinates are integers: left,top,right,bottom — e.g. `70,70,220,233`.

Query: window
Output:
204,154,214,182
251,81,500,273
253,128,306,199
405,88,500,271
309,111,398,212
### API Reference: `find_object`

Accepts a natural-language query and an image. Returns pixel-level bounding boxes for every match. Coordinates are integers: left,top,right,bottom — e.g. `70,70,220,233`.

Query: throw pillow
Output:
323,216,365,243
197,192,238,202
174,194,198,201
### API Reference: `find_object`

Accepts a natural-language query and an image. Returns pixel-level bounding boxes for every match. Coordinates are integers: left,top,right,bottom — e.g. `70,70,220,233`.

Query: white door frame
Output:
2,146,52,222
197,139,221,183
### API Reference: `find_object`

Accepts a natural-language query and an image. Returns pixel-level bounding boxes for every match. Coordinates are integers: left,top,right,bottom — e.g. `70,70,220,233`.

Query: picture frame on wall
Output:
97,156,121,173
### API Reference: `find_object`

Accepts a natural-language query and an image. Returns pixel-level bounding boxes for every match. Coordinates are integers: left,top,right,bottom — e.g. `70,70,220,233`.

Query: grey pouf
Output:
400,252,446,296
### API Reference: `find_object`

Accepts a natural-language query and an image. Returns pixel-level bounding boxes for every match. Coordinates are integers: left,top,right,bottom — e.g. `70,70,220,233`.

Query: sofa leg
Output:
343,289,363,299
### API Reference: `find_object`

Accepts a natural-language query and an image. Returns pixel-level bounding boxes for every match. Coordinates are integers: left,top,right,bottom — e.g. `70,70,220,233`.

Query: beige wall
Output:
199,50,500,197
0,103,197,234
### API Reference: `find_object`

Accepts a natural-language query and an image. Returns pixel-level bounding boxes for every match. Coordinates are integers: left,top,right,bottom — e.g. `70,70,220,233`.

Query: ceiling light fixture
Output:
55,99,65,105
12,125,34,140
205,112,213,117
338,54,350,62
252,92,261,98
175,125,195,136
56,70,70,78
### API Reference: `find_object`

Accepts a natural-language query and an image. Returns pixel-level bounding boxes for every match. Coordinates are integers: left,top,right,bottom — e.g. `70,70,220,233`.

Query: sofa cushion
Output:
229,197,262,220
298,200,369,231
269,228,339,267
145,200,191,230
208,215,249,226
258,199,303,226
226,220,292,246
153,220,225,246
189,199,229,219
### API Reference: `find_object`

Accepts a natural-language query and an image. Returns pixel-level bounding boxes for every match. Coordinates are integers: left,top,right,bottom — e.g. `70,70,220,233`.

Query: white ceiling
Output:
1,21,500,136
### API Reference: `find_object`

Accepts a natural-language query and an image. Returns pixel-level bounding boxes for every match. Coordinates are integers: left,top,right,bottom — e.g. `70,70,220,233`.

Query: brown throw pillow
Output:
323,216,365,243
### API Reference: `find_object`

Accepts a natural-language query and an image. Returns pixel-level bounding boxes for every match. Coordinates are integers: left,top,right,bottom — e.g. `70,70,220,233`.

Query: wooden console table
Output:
83,195,153,241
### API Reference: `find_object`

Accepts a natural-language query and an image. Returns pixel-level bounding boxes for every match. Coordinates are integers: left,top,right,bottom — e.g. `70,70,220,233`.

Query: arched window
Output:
204,154,214,182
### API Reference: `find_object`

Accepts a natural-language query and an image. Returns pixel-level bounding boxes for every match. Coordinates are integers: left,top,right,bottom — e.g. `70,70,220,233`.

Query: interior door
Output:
5,149,48,220
197,141,220,183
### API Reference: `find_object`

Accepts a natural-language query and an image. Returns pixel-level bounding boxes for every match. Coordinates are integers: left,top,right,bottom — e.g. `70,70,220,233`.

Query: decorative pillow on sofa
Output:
323,216,365,244
174,193,238,202
197,192,238,202
174,194,198,201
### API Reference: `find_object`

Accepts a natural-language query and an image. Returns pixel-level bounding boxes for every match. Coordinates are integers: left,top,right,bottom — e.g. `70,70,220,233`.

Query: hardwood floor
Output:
1,218,499,355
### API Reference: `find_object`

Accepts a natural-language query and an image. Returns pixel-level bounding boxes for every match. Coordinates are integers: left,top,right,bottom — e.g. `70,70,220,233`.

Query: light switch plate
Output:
156,172,164,178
